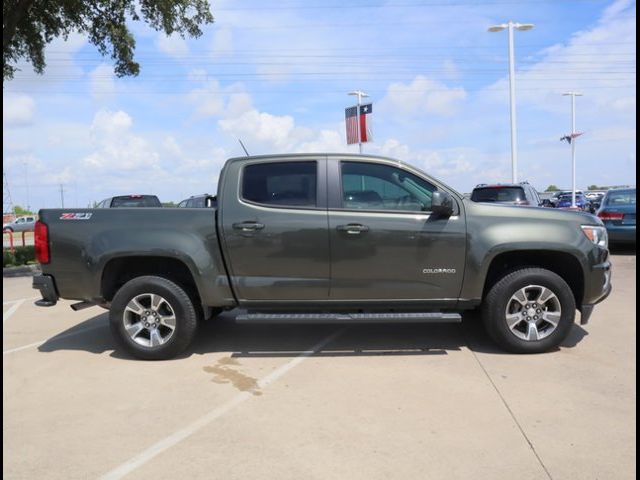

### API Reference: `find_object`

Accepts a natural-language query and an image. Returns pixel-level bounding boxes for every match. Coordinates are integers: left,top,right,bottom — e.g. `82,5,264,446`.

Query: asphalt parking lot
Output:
3,250,636,480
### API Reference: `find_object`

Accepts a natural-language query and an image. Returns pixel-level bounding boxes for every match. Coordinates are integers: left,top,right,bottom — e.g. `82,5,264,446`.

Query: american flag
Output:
560,132,584,144
345,103,373,144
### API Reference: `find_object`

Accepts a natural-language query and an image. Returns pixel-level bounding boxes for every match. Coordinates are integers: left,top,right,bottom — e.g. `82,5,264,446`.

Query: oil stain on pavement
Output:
203,356,262,396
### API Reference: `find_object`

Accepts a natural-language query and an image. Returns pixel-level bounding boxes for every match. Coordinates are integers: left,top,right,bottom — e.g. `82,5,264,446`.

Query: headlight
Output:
581,225,608,248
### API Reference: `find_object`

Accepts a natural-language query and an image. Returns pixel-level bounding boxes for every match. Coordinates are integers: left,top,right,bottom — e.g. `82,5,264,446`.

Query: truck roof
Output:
227,153,407,164
224,153,462,198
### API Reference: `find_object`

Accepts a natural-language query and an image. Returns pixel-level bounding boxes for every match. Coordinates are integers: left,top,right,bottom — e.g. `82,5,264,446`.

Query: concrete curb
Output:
3,264,41,278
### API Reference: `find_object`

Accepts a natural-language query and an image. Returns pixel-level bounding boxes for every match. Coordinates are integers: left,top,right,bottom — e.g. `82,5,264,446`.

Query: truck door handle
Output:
233,222,265,232
336,223,369,234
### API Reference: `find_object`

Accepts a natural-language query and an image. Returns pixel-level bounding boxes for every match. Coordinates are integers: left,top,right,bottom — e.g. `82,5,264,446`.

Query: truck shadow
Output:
37,309,589,361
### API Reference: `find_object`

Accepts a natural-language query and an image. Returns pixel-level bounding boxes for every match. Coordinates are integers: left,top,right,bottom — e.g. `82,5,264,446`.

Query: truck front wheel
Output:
109,276,199,360
482,268,576,353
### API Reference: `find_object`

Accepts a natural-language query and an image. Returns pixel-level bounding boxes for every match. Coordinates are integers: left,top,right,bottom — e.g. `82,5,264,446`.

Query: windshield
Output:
471,187,524,203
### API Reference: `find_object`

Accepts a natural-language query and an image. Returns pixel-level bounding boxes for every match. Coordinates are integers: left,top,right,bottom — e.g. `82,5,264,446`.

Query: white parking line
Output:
3,299,25,324
100,328,346,480
3,323,106,355
3,296,39,306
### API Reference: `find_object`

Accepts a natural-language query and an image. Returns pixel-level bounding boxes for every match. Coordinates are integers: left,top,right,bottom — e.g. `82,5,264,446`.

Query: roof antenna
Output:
238,139,250,156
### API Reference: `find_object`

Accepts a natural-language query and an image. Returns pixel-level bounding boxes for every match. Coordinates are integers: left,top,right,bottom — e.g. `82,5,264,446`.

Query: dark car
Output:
556,193,590,211
586,191,606,213
96,195,162,208
597,188,636,244
470,182,542,206
177,194,216,208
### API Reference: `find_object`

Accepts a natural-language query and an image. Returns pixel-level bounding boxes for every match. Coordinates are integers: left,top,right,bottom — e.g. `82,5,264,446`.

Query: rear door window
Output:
242,162,317,208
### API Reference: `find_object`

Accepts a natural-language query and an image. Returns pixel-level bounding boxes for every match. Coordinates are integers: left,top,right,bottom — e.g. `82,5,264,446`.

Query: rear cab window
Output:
110,195,162,208
242,161,317,208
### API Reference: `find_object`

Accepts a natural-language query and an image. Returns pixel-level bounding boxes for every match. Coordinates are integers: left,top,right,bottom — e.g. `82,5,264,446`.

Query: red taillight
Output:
35,221,50,264
597,211,624,220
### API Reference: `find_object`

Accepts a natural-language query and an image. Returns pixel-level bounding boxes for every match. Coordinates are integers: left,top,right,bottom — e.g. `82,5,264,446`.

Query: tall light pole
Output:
348,90,369,154
488,21,534,183
563,92,583,208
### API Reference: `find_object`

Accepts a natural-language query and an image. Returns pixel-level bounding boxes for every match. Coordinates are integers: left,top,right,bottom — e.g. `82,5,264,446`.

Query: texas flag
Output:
345,103,373,144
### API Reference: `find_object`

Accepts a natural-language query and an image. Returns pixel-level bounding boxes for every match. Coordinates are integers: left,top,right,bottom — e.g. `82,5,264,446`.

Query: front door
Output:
220,158,330,304
328,159,466,304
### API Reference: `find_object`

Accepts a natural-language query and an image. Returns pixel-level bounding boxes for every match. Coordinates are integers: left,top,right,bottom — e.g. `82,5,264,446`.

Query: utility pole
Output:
488,21,534,183
3,170,13,215
24,159,30,212
563,92,583,208
59,184,65,208
348,90,369,154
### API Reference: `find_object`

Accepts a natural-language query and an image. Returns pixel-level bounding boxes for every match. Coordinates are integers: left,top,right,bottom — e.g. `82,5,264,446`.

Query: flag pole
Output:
563,91,583,209
348,90,368,154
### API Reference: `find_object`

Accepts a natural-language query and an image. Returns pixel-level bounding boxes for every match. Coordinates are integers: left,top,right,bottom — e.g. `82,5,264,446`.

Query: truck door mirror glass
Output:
431,191,454,217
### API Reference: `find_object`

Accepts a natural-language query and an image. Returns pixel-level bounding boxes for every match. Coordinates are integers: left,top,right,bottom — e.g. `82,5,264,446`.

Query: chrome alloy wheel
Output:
122,293,177,347
504,285,562,341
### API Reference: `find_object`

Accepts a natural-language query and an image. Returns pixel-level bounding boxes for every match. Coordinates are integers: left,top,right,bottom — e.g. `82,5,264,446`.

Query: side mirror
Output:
431,191,454,217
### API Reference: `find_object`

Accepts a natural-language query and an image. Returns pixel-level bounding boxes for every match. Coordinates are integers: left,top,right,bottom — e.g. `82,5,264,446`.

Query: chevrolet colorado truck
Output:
33,154,612,359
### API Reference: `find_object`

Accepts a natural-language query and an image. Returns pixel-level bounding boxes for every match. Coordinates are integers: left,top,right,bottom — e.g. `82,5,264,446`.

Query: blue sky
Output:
3,0,636,209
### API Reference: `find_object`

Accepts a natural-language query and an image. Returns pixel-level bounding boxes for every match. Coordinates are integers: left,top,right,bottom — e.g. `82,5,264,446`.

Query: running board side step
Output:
235,312,462,324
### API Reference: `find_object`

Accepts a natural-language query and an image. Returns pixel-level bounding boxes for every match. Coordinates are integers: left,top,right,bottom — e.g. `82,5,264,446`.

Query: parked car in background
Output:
556,193,590,211
597,188,636,245
177,194,216,208
550,190,584,207
538,192,555,207
470,182,542,206
3,215,37,232
586,191,606,213
96,195,162,208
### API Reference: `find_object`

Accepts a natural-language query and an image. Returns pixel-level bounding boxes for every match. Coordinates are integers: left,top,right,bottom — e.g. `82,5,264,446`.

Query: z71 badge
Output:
60,213,93,220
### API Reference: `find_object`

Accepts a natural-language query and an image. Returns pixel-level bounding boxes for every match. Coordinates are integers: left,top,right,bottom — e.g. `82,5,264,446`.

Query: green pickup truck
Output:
33,154,612,359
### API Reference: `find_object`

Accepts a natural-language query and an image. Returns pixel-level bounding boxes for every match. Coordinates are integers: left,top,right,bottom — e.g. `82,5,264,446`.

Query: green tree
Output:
161,201,176,207
13,204,34,215
545,185,560,192
3,0,214,81
587,185,600,191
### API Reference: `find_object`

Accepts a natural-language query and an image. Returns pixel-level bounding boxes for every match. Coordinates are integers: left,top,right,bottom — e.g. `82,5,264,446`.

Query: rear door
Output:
327,158,466,304
219,157,330,304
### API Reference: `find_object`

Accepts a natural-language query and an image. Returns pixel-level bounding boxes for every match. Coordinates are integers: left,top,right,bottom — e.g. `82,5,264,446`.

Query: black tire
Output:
482,268,576,353
109,276,199,360
4,227,13,232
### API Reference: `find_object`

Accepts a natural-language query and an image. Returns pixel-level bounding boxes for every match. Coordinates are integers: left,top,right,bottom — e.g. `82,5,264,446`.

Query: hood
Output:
464,198,602,225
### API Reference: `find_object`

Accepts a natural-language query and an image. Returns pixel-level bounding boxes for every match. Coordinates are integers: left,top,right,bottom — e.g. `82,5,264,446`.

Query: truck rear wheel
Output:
109,276,199,360
482,268,576,353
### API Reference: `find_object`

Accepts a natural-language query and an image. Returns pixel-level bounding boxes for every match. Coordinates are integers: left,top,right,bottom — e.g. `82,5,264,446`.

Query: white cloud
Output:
3,94,36,127
188,79,253,118
219,110,296,149
83,110,159,172
211,27,233,57
155,34,189,58
89,64,116,99
381,75,467,117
